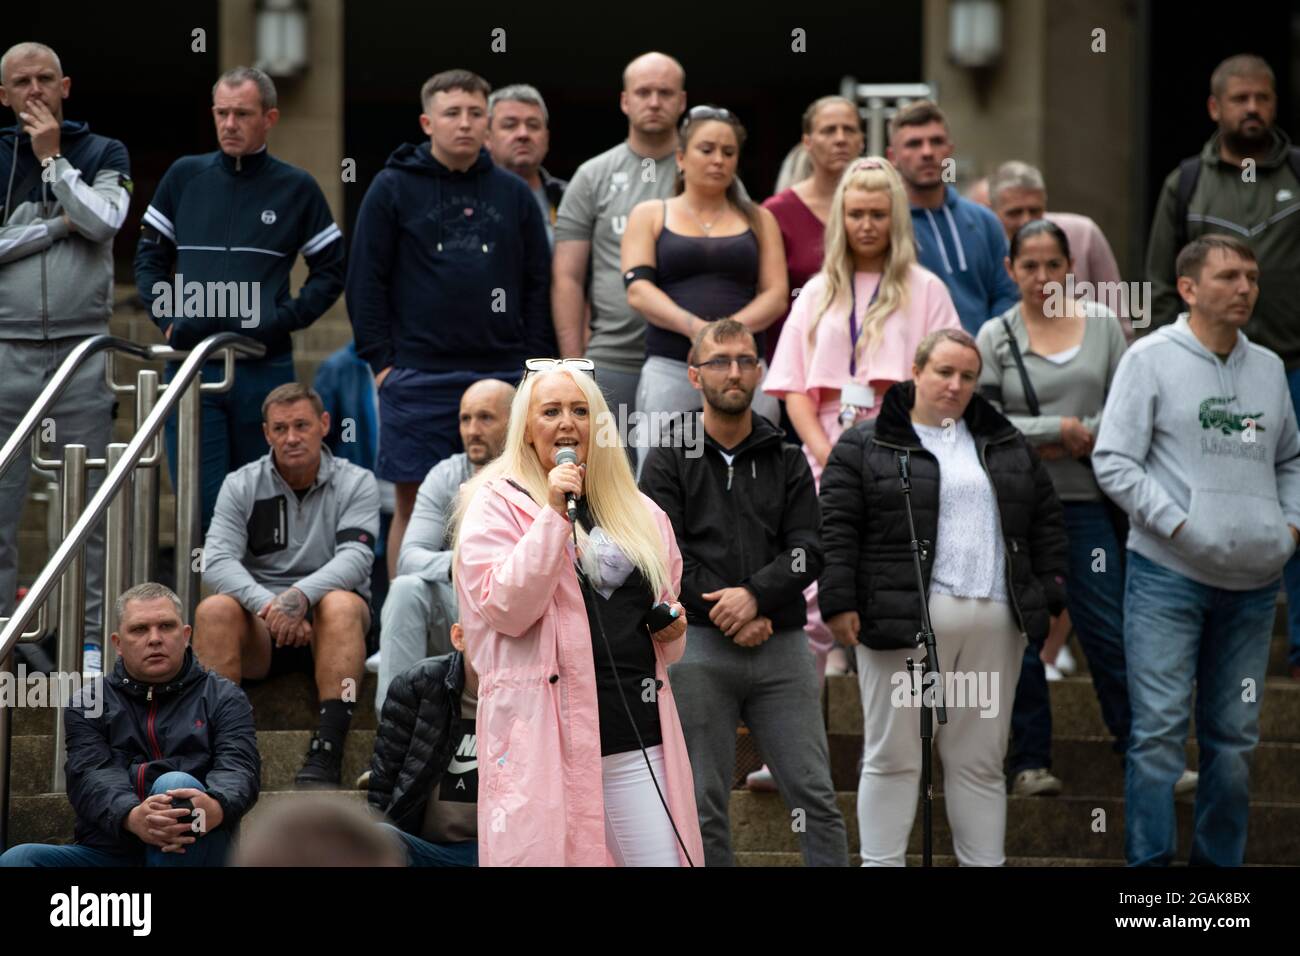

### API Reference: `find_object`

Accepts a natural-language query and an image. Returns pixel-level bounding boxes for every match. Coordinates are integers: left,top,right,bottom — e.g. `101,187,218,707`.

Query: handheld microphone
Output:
553,446,579,522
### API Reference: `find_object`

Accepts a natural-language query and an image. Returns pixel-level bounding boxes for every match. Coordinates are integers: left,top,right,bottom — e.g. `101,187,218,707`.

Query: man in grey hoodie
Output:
1094,234,1300,866
0,42,132,671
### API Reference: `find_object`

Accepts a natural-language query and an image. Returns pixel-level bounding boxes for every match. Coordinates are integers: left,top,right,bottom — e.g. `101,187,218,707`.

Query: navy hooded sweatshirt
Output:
346,144,554,375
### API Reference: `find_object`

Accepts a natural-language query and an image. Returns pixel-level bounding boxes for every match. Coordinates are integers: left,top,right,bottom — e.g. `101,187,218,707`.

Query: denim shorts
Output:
376,368,521,484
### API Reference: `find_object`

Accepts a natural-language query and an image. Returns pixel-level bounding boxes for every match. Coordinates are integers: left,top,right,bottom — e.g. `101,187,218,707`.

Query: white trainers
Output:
745,765,778,792
1055,645,1077,676
1011,768,1064,796
1175,768,1198,799
1045,662,1064,681
364,650,381,674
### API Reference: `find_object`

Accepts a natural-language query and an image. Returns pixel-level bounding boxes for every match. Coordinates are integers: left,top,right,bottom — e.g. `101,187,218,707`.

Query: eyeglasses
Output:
522,357,597,381
681,105,733,128
691,355,761,373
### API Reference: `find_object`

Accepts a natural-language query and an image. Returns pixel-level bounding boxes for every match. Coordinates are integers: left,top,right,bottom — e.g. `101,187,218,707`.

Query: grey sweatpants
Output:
376,573,457,716
0,340,112,648
669,623,850,866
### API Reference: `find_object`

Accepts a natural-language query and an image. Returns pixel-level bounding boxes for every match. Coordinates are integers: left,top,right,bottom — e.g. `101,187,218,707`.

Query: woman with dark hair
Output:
762,95,865,364
622,106,787,465
977,219,1167,799
818,328,1068,866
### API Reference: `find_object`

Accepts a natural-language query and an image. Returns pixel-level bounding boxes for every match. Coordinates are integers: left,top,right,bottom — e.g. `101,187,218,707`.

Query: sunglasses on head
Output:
681,105,733,129
522,357,597,382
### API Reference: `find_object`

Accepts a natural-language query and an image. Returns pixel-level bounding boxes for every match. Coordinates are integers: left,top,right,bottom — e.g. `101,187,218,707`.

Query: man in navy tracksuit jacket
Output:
888,100,1019,335
346,69,552,578
135,67,344,531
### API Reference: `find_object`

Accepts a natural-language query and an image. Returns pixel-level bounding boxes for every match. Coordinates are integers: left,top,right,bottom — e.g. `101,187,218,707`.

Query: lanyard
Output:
847,276,883,378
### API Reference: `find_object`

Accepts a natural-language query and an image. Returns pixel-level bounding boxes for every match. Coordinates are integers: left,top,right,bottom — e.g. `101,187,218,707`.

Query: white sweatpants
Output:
854,593,1024,866
602,744,683,867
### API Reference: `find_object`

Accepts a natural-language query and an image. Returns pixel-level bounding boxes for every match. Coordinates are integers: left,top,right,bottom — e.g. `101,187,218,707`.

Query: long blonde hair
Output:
451,368,672,601
809,157,916,365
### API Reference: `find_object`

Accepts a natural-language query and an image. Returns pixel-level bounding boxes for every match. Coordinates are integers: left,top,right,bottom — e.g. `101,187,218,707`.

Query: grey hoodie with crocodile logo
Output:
1094,314,1300,590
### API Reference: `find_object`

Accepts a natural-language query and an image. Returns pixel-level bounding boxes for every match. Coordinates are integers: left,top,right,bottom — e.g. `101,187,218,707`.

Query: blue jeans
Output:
1123,550,1277,866
164,352,297,533
0,772,232,867
1283,367,1300,668
1008,501,1132,775
381,823,478,867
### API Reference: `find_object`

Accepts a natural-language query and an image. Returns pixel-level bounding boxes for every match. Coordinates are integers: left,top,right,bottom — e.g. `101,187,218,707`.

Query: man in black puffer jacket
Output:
817,329,1066,867
0,582,259,867
640,320,849,867
368,622,478,867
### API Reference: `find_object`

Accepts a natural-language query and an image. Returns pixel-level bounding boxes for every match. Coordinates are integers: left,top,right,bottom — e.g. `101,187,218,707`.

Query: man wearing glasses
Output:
639,320,849,866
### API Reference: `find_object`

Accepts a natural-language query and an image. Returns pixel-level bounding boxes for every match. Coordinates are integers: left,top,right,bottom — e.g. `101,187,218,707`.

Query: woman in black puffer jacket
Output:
818,328,1067,867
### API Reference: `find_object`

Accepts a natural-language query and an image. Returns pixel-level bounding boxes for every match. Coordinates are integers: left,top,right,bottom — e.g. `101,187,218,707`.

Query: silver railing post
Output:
0,646,12,848
131,370,161,587
102,443,131,675
52,443,87,794
175,376,202,623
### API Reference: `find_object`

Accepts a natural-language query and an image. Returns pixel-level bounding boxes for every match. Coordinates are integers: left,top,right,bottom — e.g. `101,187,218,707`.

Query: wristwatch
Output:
40,153,63,168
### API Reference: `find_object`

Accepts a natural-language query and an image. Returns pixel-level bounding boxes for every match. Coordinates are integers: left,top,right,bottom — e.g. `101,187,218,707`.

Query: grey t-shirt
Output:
976,300,1128,501
554,142,678,375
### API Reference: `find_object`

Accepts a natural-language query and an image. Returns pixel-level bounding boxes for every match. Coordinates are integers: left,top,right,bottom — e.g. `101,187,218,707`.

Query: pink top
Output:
1046,210,1132,342
762,188,827,363
455,477,704,867
764,264,963,408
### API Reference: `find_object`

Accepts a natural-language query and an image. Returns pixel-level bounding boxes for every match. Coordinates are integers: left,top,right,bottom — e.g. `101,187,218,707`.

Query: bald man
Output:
0,42,132,672
375,378,515,713
552,52,688,432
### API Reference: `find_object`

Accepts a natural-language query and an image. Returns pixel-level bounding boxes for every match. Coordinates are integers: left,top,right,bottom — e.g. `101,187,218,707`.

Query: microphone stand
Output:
897,451,946,867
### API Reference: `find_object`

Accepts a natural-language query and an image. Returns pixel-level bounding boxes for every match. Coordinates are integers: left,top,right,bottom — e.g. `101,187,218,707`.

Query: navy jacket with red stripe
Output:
64,648,260,857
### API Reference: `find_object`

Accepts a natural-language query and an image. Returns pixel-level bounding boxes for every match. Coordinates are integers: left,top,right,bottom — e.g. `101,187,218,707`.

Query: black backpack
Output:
1173,146,1300,251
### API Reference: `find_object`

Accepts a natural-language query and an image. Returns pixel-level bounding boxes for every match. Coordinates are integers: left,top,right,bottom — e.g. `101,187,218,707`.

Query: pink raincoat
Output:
455,476,705,866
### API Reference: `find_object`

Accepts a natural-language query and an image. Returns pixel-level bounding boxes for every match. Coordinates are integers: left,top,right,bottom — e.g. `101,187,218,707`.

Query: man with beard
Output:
1145,54,1300,679
374,378,514,714
639,320,849,866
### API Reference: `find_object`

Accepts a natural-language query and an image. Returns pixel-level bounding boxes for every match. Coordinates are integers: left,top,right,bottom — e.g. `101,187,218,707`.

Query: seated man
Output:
0,583,260,867
369,621,479,867
376,378,513,713
195,382,380,787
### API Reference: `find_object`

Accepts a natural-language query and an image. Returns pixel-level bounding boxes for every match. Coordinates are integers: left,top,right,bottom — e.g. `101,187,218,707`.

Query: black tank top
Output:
646,200,761,363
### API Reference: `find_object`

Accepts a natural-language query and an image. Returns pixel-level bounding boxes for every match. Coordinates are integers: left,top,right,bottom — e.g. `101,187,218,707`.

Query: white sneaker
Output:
1045,662,1064,681
364,650,381,674
82,644,102,676
745,765,778,792
1055,645,1077,676
1175,769,1198,799
1011,768,1064,796
825,646,850,677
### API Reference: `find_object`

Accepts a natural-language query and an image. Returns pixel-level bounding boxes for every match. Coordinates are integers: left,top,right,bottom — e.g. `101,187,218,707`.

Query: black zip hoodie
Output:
639,410,823,631
346,144,554,375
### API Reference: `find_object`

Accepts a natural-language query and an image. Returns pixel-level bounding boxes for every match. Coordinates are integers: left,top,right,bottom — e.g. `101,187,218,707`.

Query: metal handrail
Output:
0,332,266,664
0,335,153,481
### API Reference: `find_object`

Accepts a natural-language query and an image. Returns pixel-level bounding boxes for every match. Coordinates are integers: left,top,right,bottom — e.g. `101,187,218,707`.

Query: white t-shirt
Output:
912,419,1008,604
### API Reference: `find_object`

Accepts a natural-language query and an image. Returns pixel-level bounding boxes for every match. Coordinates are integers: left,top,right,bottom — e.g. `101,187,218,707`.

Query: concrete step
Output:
824,735,1299,802
8,787,368,848
8,729,375,797
827,674,1300,742
727,791,1300,865
734,850,1127,866
11,670,380,736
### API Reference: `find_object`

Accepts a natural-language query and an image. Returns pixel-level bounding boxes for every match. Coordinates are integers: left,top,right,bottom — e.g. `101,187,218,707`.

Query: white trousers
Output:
602,744,683,867
854,593,1024,866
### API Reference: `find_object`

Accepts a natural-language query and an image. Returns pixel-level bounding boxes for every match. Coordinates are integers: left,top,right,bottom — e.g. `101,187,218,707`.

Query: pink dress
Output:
455,477,705,866
763,265,962,659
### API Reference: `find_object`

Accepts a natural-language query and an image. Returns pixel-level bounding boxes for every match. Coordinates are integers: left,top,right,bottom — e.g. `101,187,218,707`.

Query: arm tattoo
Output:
272,587,308,621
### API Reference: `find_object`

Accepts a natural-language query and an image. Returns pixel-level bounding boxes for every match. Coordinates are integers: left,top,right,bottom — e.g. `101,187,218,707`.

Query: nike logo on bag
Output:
447,757,478,774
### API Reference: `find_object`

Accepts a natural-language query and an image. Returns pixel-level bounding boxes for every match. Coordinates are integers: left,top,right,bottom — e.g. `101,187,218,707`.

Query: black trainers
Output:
295,734,343,788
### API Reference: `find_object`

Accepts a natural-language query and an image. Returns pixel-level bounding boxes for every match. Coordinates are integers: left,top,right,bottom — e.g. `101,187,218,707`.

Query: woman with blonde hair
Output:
452,359,704,867
765,157,960,677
